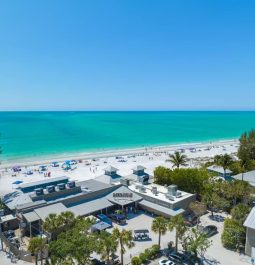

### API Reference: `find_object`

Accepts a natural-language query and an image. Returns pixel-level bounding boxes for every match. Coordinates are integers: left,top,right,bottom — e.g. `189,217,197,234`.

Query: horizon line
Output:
1,109,255,112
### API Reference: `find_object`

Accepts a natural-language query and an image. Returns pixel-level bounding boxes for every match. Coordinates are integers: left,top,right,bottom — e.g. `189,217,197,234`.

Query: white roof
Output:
104,166,118,172
138,200,184,217
244,207,255,229
207,165,232,174
128,182,195,204
132,165,146,171
233,170,255,186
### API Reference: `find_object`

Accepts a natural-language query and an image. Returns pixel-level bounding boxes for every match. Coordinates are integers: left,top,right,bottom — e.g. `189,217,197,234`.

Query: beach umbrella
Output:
12,180,23,185
65,160,71,165
12,166,21,172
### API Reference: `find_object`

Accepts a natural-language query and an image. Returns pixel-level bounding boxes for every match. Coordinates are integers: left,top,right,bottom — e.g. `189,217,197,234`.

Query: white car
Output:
158,259,176,265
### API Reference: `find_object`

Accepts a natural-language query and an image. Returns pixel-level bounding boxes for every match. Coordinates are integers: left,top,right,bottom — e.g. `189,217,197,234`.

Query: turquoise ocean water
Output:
0,111,254,162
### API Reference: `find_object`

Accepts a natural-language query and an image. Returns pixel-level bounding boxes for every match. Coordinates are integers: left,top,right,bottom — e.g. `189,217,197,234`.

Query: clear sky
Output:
0,1,255,111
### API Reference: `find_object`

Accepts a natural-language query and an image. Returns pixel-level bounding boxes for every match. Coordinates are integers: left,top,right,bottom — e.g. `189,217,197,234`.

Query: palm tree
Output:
168,215,187,252
168,151,188,168
28,237,47,265
58,211,75,231
239,153,250,181
112,228,135,265
97,231,118,265
43,213,62,241
214,154,233,178
151,216,167,248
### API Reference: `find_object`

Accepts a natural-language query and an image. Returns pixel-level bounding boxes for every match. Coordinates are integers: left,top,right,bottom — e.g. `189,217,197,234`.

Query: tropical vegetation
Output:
167,151,188,168
221,218,246,251
214,154,233,177
151,216,167,248
168,215,187,252
112,228,135,265
154,167,210,196
182,228,211,259
28,237,48,265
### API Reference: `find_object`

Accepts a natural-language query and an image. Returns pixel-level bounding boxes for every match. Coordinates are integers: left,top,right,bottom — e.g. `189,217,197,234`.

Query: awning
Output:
138,200,184,217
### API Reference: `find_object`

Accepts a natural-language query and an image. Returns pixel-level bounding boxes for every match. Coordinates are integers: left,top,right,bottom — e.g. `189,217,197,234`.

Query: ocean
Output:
0,111,254,162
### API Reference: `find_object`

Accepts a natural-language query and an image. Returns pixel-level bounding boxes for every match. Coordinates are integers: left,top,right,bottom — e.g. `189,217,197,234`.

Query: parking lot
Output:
108,211,253,265
1,211,253,265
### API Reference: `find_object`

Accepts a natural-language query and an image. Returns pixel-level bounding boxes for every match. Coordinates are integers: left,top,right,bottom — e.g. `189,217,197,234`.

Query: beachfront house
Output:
244,207,255,257
232,170,255,187
207,165,232,179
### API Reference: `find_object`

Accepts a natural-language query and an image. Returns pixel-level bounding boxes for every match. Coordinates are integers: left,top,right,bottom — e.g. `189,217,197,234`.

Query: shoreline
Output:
0,138,239,169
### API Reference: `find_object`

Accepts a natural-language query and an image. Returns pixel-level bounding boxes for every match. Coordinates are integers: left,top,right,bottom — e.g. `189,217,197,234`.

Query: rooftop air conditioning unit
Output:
35,188,44,196
167,185,177,196
47,185,55,193
67,181,75,188
139,186,146,193
176,191,182,198
57,183,66,191
168,195,175,201
152,186,158,195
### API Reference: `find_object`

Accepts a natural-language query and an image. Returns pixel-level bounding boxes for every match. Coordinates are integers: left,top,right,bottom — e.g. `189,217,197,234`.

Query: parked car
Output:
109,213,126,225
168,252,190,264
91,258,105,265
158,259,176,265
202,225,218,237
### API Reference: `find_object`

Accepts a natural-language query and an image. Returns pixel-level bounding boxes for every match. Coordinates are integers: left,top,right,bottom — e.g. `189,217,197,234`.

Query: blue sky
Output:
0,0,255,111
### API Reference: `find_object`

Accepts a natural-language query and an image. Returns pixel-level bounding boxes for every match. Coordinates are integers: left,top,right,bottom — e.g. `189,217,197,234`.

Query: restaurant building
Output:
1,165,195,238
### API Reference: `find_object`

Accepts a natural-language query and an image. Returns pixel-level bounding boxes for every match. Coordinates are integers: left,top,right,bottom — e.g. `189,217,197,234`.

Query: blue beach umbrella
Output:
12,180,23,185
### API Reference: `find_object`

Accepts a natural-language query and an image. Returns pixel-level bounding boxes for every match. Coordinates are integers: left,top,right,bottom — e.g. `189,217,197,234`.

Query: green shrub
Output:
231,204,250,225
139,252,148,264
131,256,142,265
149,244,160,259
221,218,245,251
144,248,151,259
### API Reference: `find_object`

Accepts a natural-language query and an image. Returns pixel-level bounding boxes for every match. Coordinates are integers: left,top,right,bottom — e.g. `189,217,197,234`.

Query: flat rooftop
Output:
128,182,194,204
20,176,69,190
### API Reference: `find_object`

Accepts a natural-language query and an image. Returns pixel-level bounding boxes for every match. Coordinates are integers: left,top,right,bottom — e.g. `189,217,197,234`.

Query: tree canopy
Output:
238,129,255,161
154,167,210,195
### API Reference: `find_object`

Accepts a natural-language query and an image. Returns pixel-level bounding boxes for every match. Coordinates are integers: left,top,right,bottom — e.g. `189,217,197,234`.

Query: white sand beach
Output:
0,139,239,196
